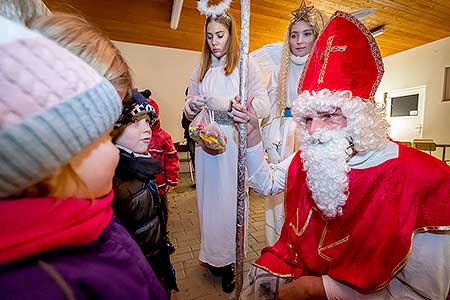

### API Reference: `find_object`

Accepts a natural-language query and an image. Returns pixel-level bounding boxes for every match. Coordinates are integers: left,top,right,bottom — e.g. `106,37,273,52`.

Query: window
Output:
444,67,450,102
390,94,419,117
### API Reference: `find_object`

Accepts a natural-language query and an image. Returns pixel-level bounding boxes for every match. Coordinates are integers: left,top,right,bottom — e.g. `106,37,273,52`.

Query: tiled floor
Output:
168,173,267,300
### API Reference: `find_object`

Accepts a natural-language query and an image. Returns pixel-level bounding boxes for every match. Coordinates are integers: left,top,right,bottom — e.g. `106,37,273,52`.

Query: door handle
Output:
415,125,423,134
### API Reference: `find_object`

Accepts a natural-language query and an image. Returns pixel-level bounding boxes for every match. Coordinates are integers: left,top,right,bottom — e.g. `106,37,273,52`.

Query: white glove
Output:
184,95,207,117
266,146,281,164
206,96,232,112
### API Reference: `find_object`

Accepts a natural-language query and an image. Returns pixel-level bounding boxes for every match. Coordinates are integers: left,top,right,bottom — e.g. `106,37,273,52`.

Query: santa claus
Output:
231,10,450,300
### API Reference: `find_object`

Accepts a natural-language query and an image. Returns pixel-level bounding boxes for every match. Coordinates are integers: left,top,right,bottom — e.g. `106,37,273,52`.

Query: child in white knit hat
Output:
0,16,167,300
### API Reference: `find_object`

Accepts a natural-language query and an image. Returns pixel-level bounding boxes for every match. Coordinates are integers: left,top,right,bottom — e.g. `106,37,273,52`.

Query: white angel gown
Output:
187,55,269,267
261,53,308,246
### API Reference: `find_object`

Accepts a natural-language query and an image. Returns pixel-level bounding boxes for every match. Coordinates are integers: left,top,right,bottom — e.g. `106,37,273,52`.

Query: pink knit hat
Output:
0,16,122,197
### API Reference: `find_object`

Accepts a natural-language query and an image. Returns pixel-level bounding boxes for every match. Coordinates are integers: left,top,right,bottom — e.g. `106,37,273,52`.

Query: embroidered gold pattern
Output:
333,11,384,101
297,11,384,102
317,223,349,261
318,35,347,84
289,208,313,237
252,262,295,278
370,226,450,293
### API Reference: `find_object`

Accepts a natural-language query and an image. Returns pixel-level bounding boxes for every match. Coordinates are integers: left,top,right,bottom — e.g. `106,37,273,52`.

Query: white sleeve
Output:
261,68,282,163
248,58,270,118
246,142,295,196
187,64,201,98
323,233,450,300
184,65,202,120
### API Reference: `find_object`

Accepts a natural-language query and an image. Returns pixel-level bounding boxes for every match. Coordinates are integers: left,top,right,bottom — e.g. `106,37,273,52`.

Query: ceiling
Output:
42,0,450,57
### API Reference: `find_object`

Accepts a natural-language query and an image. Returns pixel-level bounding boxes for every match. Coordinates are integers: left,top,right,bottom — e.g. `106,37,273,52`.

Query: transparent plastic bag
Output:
189,108,227,152
188,108,209,143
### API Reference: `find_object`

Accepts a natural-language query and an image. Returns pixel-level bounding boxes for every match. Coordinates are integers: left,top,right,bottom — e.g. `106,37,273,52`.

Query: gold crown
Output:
290,0,315,24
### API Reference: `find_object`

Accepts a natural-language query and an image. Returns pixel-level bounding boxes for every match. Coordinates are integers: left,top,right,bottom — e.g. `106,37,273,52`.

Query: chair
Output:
399,141,412,147
174,142,195,182
412,139,436,154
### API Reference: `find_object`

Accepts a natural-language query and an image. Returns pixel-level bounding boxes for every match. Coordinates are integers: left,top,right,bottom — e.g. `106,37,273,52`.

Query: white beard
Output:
300,128,352,218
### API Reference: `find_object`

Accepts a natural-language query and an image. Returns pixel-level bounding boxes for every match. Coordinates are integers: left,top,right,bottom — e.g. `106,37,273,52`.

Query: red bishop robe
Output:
255,143,450,293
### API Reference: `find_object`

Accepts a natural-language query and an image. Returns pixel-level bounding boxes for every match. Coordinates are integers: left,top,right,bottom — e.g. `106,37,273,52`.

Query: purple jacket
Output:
0,218,168,300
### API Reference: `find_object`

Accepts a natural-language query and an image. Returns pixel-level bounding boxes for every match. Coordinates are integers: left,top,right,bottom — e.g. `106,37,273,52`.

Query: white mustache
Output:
304,128,348,144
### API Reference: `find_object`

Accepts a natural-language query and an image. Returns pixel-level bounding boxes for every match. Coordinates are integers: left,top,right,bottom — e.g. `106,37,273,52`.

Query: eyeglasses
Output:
302,110,345,124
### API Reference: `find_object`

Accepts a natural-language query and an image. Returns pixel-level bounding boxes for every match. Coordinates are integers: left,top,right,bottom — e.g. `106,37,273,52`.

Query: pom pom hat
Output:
115,89,156,127
297,11,384,101
0,17,122,197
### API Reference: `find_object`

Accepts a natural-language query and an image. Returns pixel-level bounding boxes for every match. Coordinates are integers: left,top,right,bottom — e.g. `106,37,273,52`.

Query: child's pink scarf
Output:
0,192,114,264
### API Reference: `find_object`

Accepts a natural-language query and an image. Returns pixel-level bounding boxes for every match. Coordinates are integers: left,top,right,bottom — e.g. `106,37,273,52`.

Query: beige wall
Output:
376,36,450,144
114,41,200,143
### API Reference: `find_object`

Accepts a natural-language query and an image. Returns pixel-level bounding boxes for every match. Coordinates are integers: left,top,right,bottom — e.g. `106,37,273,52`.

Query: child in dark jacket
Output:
0,17,166,300
112,90,178,297
146,97,179,253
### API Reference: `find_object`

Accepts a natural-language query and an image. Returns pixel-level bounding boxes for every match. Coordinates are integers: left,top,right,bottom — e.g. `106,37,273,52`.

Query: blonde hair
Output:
276,8,326,115
0,0,50,26
31,13,133,100
199,13,239,82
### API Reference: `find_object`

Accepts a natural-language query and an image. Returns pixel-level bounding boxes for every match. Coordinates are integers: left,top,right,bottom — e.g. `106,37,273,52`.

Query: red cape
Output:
255,143,450,292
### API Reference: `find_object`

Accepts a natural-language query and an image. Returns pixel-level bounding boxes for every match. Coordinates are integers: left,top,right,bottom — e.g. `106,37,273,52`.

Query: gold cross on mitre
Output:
290,0,314,24
318,35,348,83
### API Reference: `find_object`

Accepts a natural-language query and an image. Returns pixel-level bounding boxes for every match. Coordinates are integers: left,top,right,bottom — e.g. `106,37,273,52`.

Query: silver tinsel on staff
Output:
235,0,250,298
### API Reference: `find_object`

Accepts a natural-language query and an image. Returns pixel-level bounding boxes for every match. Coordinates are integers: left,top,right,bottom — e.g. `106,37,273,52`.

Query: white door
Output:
386,86,425,142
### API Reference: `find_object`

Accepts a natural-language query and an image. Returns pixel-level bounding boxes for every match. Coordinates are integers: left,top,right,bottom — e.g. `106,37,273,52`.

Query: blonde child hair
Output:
31,13,133,100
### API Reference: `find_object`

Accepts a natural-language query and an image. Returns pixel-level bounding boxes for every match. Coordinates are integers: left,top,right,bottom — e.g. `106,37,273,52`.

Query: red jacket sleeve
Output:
161,131,179,188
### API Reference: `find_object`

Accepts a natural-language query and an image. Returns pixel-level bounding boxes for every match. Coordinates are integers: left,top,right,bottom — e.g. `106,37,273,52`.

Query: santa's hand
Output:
205,96,232,112
277,276,326,300
184,95,207,118
231,96,261,148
